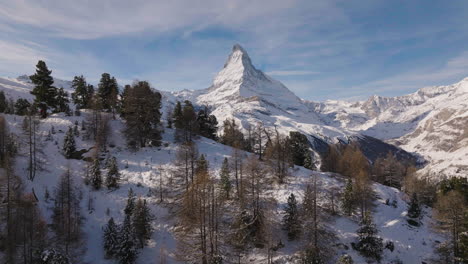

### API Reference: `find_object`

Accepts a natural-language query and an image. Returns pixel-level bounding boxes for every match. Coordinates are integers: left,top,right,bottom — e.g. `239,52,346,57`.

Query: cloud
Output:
0,0,303,39
266,70,320,76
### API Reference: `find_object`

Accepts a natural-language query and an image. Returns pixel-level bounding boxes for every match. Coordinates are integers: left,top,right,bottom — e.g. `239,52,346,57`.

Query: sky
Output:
1,0,468,101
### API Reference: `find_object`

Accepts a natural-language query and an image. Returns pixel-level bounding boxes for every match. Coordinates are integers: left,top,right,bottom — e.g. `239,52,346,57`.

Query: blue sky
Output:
1,0,467,101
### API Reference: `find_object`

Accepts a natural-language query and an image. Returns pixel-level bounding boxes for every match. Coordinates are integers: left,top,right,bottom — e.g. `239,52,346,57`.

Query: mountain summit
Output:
199,44,304,111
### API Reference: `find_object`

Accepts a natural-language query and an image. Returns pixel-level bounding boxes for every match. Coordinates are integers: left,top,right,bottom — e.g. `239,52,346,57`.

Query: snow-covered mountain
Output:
311,78,468,176
2,44,467,177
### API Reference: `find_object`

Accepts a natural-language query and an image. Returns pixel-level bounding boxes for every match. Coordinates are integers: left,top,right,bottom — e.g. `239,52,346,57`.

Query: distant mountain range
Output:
2,44,467,177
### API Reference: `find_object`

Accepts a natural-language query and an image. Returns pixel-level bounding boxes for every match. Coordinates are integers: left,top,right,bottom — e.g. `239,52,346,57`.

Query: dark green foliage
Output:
0,90,6,112
336,254,354,264
283,193,301,240
439,177,468,202
407,193,421,223
196,154,208,175
124,188,136,216
90,158,102,190
289,131,312,167
341,179,355,216
62,127,76,159
40,249,70,264
30,60,58,117
220,157,231,199
121,81,162,149
220,118,245,148
55,87,70,113
304,152,315,170
71,75,93,109
302,246,324,264
106,156,120,189
355,213,383,261
175,100,197,142
197,107,218,140
14,98,31,115
172,101,183,129
116,216,138,264
97,73,119,111
103,217,120,258
132,198,153,248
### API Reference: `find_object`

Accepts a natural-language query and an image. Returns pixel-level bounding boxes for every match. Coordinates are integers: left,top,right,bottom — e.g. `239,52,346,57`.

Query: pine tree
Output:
407,192,421,224
106,156,120,189
116,216,138,264
103,217,120,258
40,249,70,264
62,127,76,159
30,60,58,117
336,254,354,264
132,198,153,248
90,158,102,190
220,157,231,199
55,87,70,113
283,193,301,240
289,131,310,167
197,107,218,140
303,152,315,170
71,75,92,109
14,98,31,115
302,246,324,264
341,179,355,216
121,81,162,149
355,212,383,261
97,73,119,112
124,188,136,216
0,90,6,113
172,101,183,130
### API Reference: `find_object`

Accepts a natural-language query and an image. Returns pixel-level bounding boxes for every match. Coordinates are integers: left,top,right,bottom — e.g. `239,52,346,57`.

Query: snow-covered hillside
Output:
2,112,443,263
2,44,467,178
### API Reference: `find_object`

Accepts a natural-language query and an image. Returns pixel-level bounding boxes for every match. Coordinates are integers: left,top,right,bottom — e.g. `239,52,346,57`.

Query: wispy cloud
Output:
267,70,320,76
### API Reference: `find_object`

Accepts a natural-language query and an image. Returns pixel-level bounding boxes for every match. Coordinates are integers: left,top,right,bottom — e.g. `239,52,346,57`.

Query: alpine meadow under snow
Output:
0,44,467,264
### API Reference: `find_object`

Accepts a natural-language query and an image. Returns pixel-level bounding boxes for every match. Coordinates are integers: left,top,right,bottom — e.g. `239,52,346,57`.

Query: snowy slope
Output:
3,112,443,263
0,75,73,101
311,78,468,176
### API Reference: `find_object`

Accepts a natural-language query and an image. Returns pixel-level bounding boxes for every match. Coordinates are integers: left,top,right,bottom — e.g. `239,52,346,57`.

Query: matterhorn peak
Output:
222,43,254,70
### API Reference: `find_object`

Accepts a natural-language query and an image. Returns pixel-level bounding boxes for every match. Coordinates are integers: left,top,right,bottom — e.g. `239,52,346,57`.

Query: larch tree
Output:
220,157,231,199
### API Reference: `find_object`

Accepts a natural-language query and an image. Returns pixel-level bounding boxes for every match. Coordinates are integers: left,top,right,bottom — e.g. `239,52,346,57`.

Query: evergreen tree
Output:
304,152,315,170
407,192,421,222
90,158,102,190
124,188,136,216
341,179,355,216
62,127,76,159
289,131,311,167
14,98,31,115
0,90,6,112
55,87,70,113
106,156,120,189
40,249,70,264
172,101,183,129
302,246,324,264
116,216,138,264
336,254,354,264
220,118,245,148
355,212,383,261
30,60,58,117
181,100,197,142
220,157,231,199
97,73,119,112
132,198,153,248
103,217,120,258
197,107,218,140
71,75,92,109
283,193,301,240
121,81,162,149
